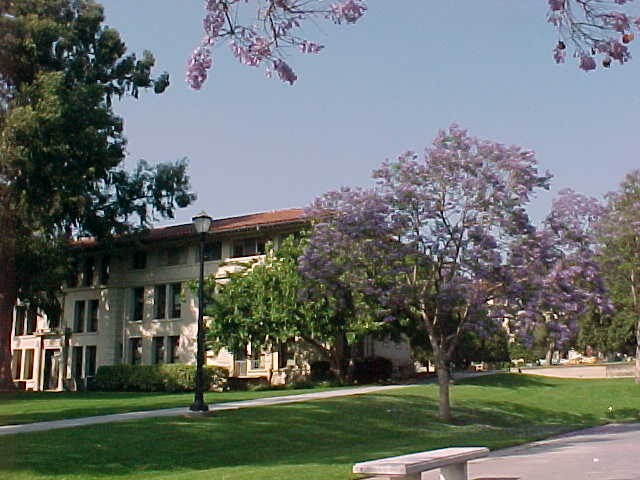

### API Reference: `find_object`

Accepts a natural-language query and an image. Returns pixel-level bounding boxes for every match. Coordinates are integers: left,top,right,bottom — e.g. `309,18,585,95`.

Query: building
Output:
10,208,412,391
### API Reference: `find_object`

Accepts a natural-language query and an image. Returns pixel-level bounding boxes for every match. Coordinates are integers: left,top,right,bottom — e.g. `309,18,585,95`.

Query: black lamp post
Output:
190,211,212,412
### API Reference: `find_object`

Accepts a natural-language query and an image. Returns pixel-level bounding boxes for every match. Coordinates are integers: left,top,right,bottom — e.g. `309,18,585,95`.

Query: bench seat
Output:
353,447,489,480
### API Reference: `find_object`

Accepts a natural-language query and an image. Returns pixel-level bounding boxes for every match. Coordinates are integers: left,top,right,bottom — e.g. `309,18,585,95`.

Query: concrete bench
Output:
353,447,489,480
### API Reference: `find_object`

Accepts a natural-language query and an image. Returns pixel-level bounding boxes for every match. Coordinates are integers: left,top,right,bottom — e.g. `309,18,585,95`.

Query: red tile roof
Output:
73,208,307,247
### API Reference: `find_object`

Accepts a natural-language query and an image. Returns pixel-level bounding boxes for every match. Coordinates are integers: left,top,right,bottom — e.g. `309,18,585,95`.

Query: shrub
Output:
95,364,228,392
353,357,393,384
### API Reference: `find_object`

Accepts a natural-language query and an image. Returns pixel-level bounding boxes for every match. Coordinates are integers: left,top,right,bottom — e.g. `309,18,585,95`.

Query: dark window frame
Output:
73,301,85,333
169,283,181,319
12,349,22,380
132,287,144,321
87,299,99,332
132,251,147,270
72,346,83,380
154,285,167,319
130,338,142,365
203,241,222,261
168,336,180,364
85,346,97,377
14,306,26,336
23,349,35,380
152,337,165,364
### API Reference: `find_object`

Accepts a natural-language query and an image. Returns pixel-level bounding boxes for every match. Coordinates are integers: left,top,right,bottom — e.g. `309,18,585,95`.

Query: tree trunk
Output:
629,268,639,384
331,331,350,383
636,330,640,385
545,342,555,366
436,358,453,422
0,203,17,391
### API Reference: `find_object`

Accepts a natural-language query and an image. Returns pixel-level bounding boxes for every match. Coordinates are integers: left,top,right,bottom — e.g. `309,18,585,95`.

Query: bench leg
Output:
439,462,468,480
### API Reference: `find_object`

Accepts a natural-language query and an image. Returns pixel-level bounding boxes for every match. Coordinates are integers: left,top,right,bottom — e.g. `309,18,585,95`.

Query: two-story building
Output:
10,207,413,391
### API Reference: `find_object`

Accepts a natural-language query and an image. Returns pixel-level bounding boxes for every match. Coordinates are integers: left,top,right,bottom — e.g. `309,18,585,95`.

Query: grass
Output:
0,385,343,426
0,374,638,480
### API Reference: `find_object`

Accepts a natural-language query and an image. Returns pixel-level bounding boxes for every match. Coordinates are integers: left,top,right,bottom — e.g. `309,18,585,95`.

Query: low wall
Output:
519,363,635,379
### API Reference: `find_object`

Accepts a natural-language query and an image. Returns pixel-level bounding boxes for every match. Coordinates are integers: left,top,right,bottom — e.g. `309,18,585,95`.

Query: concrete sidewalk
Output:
0,370,496,436
0,383,413,436
421,422,640,480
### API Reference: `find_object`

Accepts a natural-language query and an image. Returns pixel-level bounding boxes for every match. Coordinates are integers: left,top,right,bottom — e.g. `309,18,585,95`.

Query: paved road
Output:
421,423,640,480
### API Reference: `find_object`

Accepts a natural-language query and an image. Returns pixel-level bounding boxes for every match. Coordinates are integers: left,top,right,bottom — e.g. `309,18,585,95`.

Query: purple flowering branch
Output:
548,0,639,70
186,0,366,88
187,1,640,87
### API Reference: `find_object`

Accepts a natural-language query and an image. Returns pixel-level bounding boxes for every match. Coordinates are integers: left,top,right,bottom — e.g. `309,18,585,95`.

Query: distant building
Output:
10,208,412,391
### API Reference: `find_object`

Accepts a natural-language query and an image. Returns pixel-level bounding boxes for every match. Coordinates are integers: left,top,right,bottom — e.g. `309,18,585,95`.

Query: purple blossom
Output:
329,0,367,24
186,46,213,90
188,0,366,88
273,59,298,85
547,0,639,71
579,54,597,70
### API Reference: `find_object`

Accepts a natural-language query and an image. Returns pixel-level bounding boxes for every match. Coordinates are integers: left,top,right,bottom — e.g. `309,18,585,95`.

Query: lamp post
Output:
190,211,212,412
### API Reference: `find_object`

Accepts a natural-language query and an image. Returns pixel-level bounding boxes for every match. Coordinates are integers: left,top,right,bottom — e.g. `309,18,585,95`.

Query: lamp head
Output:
192,211,212,235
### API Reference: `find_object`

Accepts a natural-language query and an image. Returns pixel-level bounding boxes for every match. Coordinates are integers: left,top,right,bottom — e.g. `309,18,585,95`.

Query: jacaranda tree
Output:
0,0,194,389
510,189,610,364
303,125,553,421
187,1,640,88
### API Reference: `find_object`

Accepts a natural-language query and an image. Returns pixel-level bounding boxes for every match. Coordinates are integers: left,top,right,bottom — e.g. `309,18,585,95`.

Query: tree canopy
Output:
0,0,194,389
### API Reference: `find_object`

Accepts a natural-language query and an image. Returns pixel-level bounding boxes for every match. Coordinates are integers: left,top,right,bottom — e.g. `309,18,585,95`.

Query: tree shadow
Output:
456,374,557,389
0,388,625,480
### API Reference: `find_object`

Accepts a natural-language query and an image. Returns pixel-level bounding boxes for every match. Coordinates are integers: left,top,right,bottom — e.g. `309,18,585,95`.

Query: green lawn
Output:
1,374,639,480
0,386,342,426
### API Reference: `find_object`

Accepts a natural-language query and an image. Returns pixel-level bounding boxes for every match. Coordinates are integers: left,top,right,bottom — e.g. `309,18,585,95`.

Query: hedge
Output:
95,364,228,392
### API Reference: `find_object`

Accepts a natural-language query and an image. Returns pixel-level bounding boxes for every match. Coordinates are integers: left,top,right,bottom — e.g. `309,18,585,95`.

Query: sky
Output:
98,0,640,226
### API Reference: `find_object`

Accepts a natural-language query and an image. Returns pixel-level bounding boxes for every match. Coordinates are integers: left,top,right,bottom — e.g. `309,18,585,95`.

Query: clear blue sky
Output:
99,0,640,225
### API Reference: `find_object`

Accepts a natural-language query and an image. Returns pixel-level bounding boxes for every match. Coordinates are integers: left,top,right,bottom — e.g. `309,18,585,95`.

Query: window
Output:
82,257,95,287
132,287,144,321
26,308,37,335
169,283,181,318
168,336,180,363
152,337,165,364
73,301,85,333
132,251,147,270
88,300,99,332
232,238,266,258
24,349,35,380
99,256,110,285
154,285,167,319
203,241,222,261
130,338,142,365
85,346,97,377
72,346,83,379
12,349,22,379
14,306,25,336
166,247,186,266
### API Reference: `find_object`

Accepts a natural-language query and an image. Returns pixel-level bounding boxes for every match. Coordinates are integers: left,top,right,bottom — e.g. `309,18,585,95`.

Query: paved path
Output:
0,384,414,436
0,370,495,436
420,422,640,480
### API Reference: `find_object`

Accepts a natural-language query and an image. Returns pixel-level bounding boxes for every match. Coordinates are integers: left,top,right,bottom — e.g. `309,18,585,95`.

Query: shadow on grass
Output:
0,388,342,426
456,374,557,389
0,389,614,480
